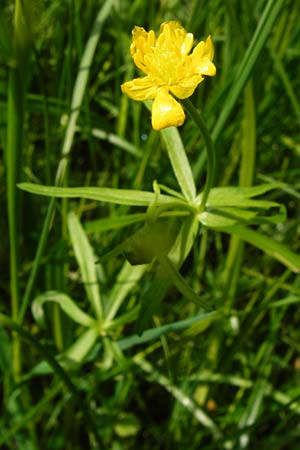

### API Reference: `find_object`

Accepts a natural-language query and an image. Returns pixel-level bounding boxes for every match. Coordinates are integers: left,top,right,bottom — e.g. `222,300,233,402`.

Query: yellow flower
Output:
121,21,216,131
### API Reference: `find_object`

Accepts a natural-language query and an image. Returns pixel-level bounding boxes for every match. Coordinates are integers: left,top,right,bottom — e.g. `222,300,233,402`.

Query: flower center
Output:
150,48,182,86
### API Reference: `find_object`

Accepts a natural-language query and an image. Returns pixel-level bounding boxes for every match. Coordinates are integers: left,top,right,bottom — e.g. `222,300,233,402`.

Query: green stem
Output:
6,0,31,379
19,199,55,322
7,62,22,380
182,99,216,212
158,255,211,309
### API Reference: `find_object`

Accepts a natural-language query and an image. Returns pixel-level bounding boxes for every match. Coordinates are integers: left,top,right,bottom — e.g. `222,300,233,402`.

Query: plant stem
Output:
6,0,31,380
7,63,22,380
182,99,216,212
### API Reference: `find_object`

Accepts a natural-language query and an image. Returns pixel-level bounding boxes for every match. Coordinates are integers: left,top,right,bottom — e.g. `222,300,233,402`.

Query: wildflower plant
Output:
1,5,300,447
19,20,299,344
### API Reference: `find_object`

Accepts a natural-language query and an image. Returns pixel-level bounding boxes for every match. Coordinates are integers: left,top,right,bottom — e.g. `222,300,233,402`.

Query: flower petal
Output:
158,21,183,47
180,32,194,55
130,26,156,73
158,22,193,54
121,76,158,101
196,59,216,76
203,35,214,60
191,35,216,76
193,35,214,60
170,74,203,99
151,89,185,131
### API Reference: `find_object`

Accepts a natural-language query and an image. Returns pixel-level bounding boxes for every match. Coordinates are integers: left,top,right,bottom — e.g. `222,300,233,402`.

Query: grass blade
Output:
68,212,103,320
212,0,285,142
221,225,300,273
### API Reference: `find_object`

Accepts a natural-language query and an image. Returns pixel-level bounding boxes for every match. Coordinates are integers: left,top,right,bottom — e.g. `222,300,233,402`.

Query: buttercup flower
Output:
121,21,216,131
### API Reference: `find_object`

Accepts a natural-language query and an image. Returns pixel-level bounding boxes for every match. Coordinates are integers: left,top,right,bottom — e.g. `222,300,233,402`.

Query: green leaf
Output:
161,127,197,203
32,291,95,327
0,11,12,62
220,225,300,273
157,255,211,309
136,216,199,333
0,327,11,374
123,218,181,265
63,327,99,363
168,214,199,266
91,127,142,157
118,311,218,350
204,183,282,207
199,204,286,228
143,101,196,203
135,269,171,335
197,184,286,228
18,183,183,207
68,212,103,320
105,262,146,322
212,0,286,141
85,213,146,233
56,0,116,184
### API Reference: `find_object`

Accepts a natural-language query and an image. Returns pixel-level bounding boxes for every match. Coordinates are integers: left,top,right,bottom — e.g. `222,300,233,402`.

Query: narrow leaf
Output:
161,127,196,202
68,212,103,320
85,213,146,233
32,291,95,327
118,311,218,351
221,225,300,273
212,0,286,141
105,262,146,322
18,183,182,207
63,327,99,363
204,183,282,207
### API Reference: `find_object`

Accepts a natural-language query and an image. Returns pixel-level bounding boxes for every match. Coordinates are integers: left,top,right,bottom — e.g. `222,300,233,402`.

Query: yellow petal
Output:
170,74,203,99
204,35,214,60
130,26,155,73
151,89,185,131
158,21,184,46
193,35,214,60
196,59,216,76
192,36,215,64
191,35,216,77
121,76,159,101
180,32,194,55
157,22,194,55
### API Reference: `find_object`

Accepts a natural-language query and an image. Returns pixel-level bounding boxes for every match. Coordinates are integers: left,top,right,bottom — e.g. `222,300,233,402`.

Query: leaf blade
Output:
18,183,182,207
220,225,300,273
68,212,103,320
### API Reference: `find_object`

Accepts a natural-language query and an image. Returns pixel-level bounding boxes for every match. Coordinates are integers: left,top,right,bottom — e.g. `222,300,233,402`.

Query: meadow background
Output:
1,0,300,449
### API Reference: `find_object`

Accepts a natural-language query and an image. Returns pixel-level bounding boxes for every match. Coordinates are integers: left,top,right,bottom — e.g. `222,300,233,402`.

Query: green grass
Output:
1,0,300,449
